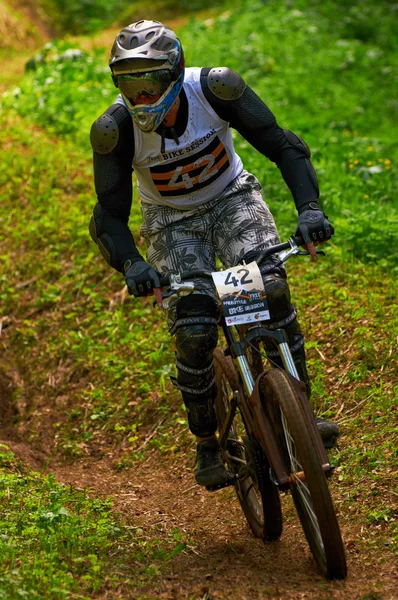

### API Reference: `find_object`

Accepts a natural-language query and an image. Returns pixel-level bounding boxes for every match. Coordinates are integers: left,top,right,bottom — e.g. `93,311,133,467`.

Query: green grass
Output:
0,110,186,462
182,0,398,269
34,0,228,35
0,444,188,599
2,0,397,270
287,259,397,555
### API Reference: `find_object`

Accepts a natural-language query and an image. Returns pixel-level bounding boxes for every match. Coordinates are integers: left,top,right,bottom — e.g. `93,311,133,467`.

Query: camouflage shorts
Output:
140,170,281,327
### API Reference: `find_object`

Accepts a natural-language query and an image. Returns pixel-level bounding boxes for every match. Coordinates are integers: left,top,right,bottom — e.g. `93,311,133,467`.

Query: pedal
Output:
205,474,239,492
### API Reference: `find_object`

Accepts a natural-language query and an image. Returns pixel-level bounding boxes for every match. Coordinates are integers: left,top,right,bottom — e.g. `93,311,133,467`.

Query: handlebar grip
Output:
292,235,304,246
159,275,170,288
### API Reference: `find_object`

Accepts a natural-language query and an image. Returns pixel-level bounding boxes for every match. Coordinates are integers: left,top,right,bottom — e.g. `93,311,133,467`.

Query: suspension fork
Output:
222,321,300,397
218,321,261,445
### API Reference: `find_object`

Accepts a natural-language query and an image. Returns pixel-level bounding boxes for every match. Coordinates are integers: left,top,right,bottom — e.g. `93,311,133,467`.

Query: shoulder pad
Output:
90,112,120,154
208,67,246,101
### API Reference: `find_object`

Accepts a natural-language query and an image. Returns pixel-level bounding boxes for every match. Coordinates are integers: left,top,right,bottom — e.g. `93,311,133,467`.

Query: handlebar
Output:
253,235,304,265
159,271,209,288
158,235,320,288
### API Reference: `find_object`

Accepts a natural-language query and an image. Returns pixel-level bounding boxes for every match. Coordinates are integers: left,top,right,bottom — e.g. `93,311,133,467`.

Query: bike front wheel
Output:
262,368,347,579
213,348,282,541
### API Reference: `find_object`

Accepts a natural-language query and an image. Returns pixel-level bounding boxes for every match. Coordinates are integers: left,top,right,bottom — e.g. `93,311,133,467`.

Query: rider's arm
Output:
200,68,319,213
89,103,142,273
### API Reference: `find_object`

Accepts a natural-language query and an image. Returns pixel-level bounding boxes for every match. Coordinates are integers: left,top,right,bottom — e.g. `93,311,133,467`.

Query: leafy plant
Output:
38,0,123,34
3,0,397,269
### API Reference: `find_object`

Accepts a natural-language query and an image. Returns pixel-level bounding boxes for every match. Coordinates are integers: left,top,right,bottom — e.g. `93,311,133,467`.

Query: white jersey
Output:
115,67,243,209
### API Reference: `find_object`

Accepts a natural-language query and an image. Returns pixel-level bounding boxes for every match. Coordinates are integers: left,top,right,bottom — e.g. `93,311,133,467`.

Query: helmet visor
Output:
117,70,173,104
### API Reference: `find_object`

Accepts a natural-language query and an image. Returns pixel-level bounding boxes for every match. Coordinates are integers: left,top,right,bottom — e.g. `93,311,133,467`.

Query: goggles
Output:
117,70,173,104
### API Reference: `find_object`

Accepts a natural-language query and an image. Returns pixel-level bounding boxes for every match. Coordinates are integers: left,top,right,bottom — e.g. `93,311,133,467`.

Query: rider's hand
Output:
124,259,163,306
296,202,334,261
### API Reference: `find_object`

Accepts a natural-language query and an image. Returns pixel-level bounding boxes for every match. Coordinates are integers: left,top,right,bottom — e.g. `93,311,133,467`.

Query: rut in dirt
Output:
0,370,18,440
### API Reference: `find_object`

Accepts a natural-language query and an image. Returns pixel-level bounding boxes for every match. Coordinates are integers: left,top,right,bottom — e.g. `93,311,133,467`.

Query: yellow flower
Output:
364,194,369,198
384,159,391,165
354,160,359,164
367,146,374,151
385,165,391,170
349,164,354,169
367,161,373,166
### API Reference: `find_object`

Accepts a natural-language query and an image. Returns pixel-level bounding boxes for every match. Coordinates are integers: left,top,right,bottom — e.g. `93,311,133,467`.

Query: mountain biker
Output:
89,20,339,487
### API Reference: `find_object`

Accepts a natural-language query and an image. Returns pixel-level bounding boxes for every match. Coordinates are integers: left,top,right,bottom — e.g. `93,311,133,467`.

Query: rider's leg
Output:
140,202,233,486
171,294,218,439
171,294,233,486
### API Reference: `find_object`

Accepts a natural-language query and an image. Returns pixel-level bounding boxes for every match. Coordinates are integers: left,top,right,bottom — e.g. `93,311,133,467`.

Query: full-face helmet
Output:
109,20,185,132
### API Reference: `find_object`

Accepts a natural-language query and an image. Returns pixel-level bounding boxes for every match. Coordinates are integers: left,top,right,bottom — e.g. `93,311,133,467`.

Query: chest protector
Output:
116,68,243,209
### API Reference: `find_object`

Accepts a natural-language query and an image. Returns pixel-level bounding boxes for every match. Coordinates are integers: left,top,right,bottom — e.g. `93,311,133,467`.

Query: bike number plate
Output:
212,262,270,327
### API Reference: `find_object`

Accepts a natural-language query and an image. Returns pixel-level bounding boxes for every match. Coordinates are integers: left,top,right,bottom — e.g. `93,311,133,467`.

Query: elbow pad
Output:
89,203,120,271
283,130,319,196
284,130,311,157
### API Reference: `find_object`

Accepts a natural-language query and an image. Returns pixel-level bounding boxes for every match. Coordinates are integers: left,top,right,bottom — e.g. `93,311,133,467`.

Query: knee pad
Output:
172,358,218,437
263,274,292,323
259,276,311,396
170,294,219,437
173,295,218,368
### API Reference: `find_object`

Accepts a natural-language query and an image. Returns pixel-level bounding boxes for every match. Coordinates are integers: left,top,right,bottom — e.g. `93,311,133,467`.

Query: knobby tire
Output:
262,368,347,579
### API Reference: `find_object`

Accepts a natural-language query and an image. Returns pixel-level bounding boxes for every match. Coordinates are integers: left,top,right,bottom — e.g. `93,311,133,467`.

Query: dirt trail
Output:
50,451,397,600
1,407,397,599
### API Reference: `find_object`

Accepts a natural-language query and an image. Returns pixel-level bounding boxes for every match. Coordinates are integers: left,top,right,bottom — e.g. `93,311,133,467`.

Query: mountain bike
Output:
159,236,347,580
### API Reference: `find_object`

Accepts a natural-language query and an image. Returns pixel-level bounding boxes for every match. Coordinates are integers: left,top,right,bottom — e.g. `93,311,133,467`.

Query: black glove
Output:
296,202,334,244
124,259,161,297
